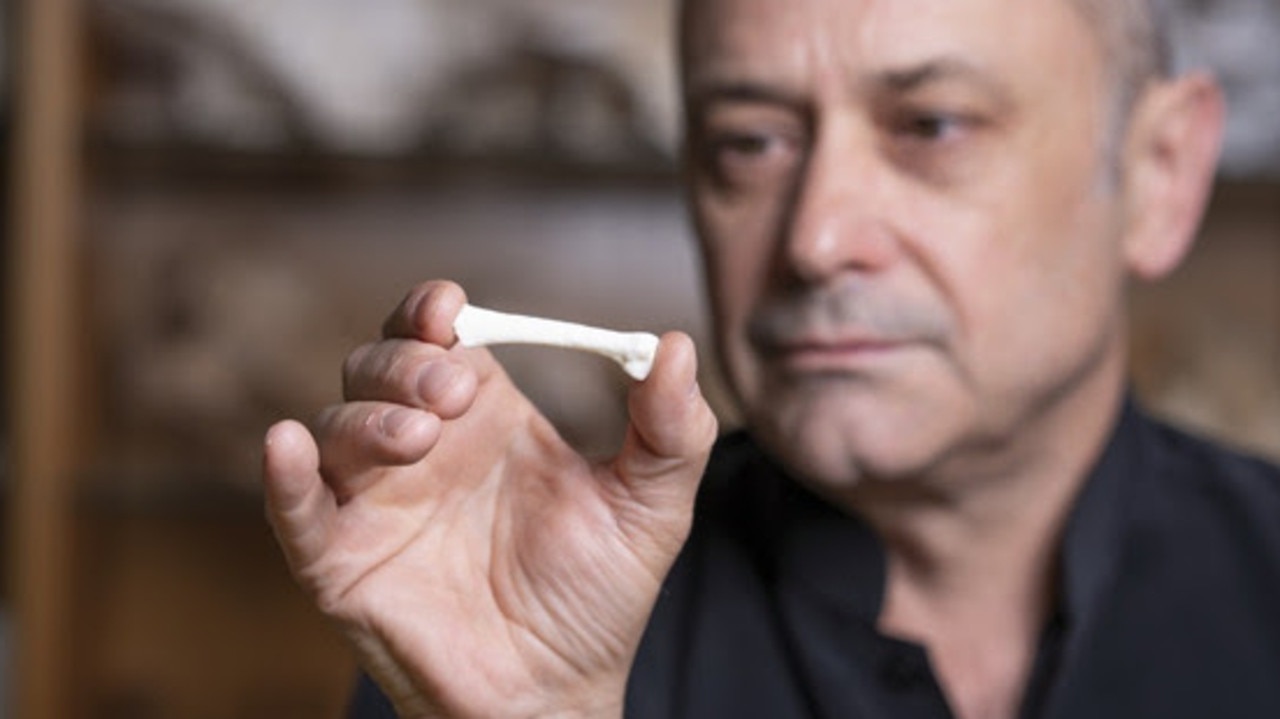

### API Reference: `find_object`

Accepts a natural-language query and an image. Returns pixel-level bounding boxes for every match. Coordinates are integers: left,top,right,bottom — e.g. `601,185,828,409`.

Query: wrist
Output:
539,674,627,719
541,699,624,719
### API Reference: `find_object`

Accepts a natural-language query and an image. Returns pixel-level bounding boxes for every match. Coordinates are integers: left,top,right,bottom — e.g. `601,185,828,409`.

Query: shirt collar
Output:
1057,396,1142,624
771,472,887,621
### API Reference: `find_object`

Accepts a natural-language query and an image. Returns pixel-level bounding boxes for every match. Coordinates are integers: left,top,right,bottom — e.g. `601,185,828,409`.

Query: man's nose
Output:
782,129,898,284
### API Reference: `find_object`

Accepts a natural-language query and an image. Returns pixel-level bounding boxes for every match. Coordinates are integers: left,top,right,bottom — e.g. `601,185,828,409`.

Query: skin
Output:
263,1,1222,717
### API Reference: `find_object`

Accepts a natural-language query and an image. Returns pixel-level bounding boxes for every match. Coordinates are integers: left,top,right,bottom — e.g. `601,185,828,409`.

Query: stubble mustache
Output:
746,279,951,351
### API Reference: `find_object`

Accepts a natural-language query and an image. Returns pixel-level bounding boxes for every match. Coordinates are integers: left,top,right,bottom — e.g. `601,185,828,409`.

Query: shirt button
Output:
880,650,931,692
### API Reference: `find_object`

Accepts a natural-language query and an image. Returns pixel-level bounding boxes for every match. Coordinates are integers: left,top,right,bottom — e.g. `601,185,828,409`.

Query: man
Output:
263,0,1280,717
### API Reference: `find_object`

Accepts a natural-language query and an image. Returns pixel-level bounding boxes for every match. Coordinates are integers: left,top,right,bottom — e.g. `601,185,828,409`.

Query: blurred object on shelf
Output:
88,0,678,162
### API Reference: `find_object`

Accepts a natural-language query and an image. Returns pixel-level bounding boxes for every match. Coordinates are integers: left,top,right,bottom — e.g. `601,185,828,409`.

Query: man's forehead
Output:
680,0,1097,90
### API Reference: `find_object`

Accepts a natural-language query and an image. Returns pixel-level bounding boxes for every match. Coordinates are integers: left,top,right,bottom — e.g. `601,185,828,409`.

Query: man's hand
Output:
262,281,718,718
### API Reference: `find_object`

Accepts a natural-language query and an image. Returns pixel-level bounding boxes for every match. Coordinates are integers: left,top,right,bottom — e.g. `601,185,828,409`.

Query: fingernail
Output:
417,360,456,401
380,408,417,438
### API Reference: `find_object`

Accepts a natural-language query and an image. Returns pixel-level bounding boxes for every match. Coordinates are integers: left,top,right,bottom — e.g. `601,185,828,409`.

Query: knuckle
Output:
429,364,478,418
341,343,376,397
344,341,433,404
313,404,344,434
314,402,377,447
375,344,411,387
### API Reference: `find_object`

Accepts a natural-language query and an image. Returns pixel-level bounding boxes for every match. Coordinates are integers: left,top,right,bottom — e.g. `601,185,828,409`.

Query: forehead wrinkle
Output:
681,0,868,101
682,0,1105,120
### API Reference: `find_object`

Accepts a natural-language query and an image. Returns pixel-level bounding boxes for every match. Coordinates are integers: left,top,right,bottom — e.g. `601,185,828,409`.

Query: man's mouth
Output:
760,335,911,373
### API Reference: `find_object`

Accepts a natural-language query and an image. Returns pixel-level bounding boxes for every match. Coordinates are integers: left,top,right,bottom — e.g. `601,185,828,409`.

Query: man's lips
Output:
760,336,911,371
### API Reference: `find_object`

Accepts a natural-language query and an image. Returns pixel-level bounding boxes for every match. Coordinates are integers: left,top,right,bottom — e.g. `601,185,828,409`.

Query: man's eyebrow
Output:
876,58,1013,101
684,79,807,112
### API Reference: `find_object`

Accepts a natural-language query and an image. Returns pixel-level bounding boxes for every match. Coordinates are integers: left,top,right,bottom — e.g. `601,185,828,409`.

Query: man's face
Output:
683,0,1136,487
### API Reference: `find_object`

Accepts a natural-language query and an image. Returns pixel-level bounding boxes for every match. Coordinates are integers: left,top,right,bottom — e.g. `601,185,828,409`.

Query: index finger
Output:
381,280,468,344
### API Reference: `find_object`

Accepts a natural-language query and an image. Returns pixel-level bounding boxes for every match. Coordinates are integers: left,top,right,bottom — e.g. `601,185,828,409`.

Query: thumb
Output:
612,332,718,508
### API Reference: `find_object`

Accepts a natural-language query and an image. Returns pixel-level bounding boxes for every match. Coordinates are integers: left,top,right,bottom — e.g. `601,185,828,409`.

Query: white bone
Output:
453,304,659,381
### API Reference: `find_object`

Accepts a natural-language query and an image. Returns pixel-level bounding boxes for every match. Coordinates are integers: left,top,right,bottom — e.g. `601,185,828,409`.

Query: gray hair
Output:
1066,0,1174,181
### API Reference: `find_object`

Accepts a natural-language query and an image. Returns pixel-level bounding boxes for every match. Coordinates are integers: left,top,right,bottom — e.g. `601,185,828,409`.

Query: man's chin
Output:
735,365,961,483
752,414,933,490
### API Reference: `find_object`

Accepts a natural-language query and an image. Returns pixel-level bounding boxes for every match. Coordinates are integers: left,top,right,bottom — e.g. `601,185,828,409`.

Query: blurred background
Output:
1,0,1277,716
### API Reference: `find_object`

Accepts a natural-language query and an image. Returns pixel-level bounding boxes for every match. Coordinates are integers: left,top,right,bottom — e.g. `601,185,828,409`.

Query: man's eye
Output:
896,112,969,142
710,133,775,158
700,130,799,187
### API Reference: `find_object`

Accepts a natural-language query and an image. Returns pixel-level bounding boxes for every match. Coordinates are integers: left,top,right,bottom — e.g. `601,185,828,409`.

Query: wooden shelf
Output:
86,139,680,195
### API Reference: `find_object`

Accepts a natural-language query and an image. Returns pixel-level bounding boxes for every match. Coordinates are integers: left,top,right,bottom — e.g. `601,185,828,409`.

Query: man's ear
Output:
1120,71,1225,281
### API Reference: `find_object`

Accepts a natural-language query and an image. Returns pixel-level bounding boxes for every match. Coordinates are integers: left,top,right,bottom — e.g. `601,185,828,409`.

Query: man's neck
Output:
872,482,1069,719
840,353,1128,719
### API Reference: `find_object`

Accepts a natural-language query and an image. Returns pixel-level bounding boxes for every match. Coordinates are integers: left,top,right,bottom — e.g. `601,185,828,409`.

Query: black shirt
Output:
349,401,1280,718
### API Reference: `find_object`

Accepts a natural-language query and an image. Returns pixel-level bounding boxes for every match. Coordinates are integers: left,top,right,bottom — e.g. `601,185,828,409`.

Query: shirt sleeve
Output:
346,673,398,719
